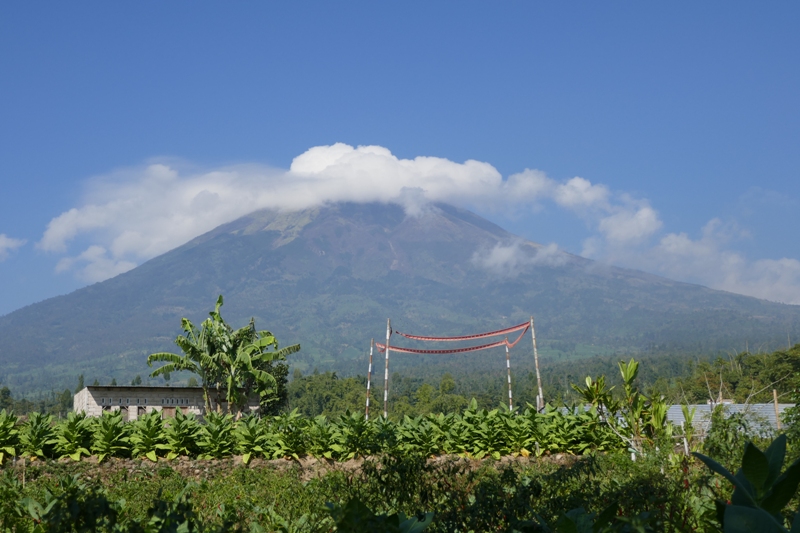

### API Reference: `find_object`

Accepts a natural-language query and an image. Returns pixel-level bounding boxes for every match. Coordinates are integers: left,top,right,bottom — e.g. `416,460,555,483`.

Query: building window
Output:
136,399,140,404
144,398,147,405
126,399,130,405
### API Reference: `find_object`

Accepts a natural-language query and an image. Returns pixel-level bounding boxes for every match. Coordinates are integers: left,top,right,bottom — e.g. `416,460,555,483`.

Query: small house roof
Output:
80,386,204,392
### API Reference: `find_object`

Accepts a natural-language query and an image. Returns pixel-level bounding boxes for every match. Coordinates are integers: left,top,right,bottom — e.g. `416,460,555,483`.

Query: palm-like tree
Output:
221,322,300,416
148,295,300,416
148,313,217,413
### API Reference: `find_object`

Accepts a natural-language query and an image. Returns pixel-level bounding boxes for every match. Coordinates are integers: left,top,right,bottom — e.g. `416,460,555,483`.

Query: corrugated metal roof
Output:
666,403,793,433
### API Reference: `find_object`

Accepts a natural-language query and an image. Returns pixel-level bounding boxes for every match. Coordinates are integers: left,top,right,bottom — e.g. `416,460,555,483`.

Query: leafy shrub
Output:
129,409,166,462
326,498,433,533
92,411,130,462
0,410,19,463
703,406,773,472
162,409,202,459
694,434,800,532
21,412,56,460
197,411,236,459
54,411,94,461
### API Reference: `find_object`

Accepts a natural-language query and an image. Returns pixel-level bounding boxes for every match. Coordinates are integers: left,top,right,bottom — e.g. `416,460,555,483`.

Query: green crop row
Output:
0,399,632,464
1,359,680,464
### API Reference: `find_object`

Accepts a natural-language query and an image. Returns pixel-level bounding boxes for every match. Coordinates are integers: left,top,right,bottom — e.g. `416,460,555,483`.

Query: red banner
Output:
376,325,529,355
395,321,529,342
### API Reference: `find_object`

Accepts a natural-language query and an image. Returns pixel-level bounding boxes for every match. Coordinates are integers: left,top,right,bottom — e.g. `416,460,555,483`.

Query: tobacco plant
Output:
162,409,202,459
0,410,19,463
235,414,268,464
198,411,237,459
336,410,379,459
21,412,56,460
129,409,167,462
53,411,94,461
92,410,130,462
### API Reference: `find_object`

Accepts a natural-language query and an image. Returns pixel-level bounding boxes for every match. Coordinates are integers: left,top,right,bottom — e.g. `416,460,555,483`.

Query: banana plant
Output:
129,410,166,462
92,411,130,463
148,312,217,413
223,325,301,417
0,410,19,463
694,434,800,533
20,412,56,460
53,412,94,461
149,295,300,417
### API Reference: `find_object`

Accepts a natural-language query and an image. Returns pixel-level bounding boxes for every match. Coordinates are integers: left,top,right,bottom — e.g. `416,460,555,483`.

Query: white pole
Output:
530,316,544,411
383,319,391,418
505,341,513,411
365,339,373,420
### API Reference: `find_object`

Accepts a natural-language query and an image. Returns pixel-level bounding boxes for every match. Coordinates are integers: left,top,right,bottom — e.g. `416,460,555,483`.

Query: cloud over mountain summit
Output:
35,143,800,304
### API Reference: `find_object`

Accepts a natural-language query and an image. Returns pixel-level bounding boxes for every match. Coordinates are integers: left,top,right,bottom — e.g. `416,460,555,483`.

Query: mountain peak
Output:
1,202,798,393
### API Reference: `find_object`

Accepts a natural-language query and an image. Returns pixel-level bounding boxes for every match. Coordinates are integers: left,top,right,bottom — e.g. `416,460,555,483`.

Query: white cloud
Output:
34,143,800,304
586,218,800,305
39,144,619,281
471,241,567,277
55,245,137,283
553,177,609,209
647,220,800,303
597,204,662,244
0,234,26,261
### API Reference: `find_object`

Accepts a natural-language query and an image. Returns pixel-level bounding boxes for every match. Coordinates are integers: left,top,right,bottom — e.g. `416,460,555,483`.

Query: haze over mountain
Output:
2,202,799,394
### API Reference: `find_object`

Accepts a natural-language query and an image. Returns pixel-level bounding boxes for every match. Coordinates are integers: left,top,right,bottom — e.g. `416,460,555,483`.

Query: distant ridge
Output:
1,202,798,393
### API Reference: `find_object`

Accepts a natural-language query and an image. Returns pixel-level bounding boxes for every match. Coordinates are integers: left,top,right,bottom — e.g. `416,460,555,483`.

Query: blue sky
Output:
1,2,799,315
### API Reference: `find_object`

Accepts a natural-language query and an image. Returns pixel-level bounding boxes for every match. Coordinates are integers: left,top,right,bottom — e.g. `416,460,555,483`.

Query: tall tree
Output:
148,295,300,416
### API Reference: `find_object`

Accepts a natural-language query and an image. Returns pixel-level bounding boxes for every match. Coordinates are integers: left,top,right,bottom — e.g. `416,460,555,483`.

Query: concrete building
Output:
666,403,793,435
73,386,259,421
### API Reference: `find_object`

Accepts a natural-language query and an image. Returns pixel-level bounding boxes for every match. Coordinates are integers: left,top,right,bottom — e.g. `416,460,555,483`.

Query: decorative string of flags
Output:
394,322,531,342
365,317,544,419
374,323,529,354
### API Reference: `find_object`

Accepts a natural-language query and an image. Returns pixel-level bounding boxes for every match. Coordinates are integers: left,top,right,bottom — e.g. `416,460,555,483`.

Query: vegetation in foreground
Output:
1,429,799,532
1,354,799,531
1,296,798,531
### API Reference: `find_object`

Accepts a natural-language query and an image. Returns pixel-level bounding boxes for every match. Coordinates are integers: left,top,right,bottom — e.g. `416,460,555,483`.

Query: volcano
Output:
2,202,798,393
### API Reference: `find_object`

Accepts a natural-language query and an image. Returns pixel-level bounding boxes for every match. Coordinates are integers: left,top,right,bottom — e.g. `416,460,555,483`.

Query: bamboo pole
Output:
530,316,544,410
383,319,391,418
774,389,782,430
365,339,374,420
505,341,513,411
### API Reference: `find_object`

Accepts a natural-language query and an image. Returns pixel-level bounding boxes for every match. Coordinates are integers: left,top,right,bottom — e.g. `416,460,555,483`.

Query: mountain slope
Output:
2,202,799,393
